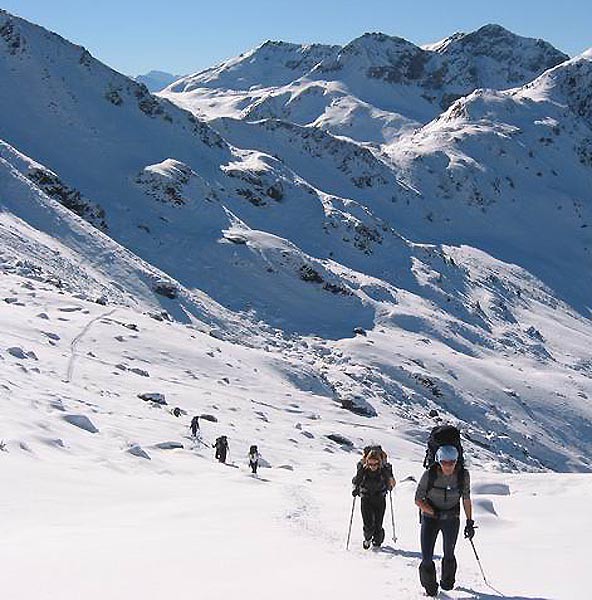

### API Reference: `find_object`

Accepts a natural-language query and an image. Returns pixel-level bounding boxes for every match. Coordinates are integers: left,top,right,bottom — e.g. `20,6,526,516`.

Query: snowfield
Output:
0,272,590,599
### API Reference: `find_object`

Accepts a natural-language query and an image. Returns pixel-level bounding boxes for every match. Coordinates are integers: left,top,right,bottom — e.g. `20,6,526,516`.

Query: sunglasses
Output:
440,460,457,466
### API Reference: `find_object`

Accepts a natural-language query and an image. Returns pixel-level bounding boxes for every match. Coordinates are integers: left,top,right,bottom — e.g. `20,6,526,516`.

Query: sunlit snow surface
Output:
1,272,591,599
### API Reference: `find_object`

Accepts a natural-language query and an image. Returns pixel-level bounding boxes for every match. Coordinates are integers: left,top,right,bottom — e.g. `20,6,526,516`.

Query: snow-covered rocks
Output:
138,392,167,406
473,482,511,496
63,414,99,434
153,441,184,450
127,444,151,459
6,346,37,360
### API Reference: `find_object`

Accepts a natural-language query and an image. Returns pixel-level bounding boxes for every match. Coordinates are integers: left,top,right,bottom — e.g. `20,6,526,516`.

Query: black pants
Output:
216,448,227,463
250,460,258,473
419,515,460,593
360,495,386,544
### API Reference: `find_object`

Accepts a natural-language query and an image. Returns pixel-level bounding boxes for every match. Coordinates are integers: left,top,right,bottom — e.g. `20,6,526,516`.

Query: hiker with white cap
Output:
415,443,474,597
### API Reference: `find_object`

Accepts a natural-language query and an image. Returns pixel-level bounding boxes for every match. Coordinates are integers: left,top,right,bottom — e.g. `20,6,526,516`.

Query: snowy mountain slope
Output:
0,138,283,338
6,134,592,470
0,10,401,336
1,270,590,600
161,25,568,144
384,50,592,315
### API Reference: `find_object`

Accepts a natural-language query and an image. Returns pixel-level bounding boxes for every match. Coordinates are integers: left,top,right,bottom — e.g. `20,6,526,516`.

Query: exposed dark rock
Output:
104,84,123,106
200,413,218,422
130,367,150,377
154,441,184,450
299,264,323,283
341,397,377,417
138,392,167,405
27,168,107,230
0,18,25,55
326,433,354,447
153,281,178,299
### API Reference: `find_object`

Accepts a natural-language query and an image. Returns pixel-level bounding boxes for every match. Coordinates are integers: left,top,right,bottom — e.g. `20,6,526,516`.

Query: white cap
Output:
436,445,459,463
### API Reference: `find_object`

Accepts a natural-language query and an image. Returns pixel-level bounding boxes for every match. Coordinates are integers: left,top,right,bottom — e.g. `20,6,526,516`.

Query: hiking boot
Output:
363,539,372,550
425,585,438,597
372,527,385,547
441,556,457,591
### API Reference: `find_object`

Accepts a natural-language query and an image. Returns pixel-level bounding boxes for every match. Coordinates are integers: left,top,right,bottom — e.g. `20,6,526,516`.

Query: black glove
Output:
464,519,476,540
352,487,360,497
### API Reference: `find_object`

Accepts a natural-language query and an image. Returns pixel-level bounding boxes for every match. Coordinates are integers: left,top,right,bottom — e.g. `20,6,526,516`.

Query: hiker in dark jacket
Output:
213,435,229,463
190,416,200,438
352,447,396,549
415,445,474,597
248,445,259,474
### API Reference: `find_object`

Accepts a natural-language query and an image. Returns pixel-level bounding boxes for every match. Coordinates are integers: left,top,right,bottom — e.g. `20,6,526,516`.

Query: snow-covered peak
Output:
516,51,592,125
161,24,569,143
430,23,569,89
167,40,340,93
313,31,426,82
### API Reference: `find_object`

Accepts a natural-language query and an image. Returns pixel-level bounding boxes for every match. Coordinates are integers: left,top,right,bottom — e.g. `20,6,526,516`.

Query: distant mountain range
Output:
134,70,183,92
1,7,592,471
161,25,568,143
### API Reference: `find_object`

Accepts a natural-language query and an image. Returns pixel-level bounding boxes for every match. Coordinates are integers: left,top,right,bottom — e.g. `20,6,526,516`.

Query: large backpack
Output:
423,425,466,492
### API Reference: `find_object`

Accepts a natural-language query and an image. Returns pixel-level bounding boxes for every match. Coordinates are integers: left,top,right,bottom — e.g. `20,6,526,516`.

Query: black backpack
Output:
423,425,466,491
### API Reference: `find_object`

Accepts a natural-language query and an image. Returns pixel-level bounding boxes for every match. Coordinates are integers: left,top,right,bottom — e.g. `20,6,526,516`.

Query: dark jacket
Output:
214,437,228,450
352,461,394,497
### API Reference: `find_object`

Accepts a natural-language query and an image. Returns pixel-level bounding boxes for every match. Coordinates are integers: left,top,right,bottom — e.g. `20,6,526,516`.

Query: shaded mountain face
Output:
1,9,592,471
161,25,568,143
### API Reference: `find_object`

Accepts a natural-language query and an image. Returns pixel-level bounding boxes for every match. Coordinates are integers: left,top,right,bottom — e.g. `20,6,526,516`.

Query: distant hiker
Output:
173,407,182,418
190,416,200,438
415,433,474,597
352,445,396,549
248,445,259,474
213,435,229,463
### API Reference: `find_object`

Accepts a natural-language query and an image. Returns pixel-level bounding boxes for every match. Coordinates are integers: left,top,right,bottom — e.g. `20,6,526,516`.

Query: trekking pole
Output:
389,490,397,543
469,538,506,597
345,496,356,550
469,539,488,583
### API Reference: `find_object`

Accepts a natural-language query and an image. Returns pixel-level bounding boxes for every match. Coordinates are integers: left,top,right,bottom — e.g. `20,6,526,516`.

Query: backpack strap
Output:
426,463,438,493
426,464,466,494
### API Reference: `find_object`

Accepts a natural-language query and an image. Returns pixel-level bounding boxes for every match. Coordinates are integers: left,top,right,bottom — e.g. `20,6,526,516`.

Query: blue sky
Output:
3,0,590,76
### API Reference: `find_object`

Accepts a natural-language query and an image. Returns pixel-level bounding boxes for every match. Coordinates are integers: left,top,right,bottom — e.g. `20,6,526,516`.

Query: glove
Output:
352,487,360,497
464,519,476,540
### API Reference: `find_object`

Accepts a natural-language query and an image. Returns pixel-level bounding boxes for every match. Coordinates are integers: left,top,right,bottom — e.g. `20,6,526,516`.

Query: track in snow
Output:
64,308,116,383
